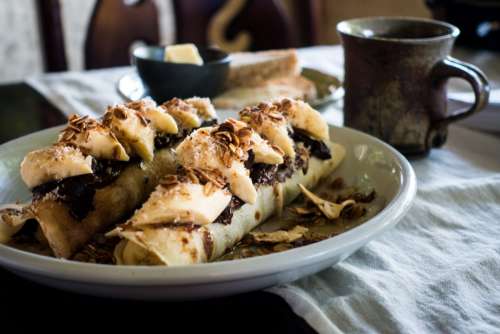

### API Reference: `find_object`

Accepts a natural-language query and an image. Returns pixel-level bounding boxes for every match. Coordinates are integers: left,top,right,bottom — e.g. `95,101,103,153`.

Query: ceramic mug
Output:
338,17,490,155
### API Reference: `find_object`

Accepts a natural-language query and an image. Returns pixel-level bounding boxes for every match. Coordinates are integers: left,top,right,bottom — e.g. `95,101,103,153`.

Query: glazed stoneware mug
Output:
337,17,489,155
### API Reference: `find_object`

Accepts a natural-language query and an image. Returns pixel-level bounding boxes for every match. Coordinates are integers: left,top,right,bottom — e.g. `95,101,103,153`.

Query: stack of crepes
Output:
0,97,218,258
0,97,345,266
109,98,345,266
213,49,318,110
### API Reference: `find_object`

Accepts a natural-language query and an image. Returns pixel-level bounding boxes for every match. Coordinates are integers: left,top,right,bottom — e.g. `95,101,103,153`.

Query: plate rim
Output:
0,125,416,286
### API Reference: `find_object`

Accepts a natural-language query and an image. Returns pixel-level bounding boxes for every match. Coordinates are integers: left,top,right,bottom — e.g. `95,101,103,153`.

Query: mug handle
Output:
428,56,490,147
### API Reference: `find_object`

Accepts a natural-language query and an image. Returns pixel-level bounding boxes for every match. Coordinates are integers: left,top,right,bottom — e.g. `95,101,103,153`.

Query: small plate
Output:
117,68,344,110
301,67,344,109
0,124,415,300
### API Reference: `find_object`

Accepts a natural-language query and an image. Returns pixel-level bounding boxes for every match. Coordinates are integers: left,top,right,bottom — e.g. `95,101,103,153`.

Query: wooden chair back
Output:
85,0,160,69
37,0,322,71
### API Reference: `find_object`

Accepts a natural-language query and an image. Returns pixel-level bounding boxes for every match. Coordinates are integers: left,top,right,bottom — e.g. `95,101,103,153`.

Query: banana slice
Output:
240,99,330,157
250,132,284,164
58,115,129,161
185,97,217,120
161,98,202,128
128,182,231,226
126,99,178,134
103,105,156,162
20,145,93,189
240,104,296,158
258,119,294,158
225,161,257,204
175,126,258,204
144,108,178,134
277,99,330,141
227,118,283,165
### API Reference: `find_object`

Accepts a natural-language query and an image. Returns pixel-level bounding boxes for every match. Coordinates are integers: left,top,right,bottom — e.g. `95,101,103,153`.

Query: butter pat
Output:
164,44,204,65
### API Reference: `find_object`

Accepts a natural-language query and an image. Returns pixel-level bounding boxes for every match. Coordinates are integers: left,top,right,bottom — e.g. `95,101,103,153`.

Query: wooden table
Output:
0,83,315,333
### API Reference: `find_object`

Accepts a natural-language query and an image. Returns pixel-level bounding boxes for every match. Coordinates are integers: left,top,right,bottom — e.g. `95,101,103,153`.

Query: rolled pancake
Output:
114,142,345,266
12,98,219,259
34,148,177,258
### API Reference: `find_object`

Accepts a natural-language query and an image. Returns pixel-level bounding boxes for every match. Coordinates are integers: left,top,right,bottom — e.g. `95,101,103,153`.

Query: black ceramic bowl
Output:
133,45,230,102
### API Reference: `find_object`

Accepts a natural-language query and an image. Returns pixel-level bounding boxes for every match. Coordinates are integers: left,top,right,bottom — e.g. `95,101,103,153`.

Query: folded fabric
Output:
26,67,130,118
270,126,500,333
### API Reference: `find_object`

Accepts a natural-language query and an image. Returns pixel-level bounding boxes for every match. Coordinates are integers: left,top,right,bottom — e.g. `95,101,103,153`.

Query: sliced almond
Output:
250,225,309,243
175,126,258,204
103,105,156,161
59,122,129,161
298,184,354,220
240,104,295,158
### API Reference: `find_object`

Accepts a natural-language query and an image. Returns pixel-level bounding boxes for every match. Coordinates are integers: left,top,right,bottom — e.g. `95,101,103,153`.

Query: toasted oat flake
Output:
210,119,253,166
60,115,105,143
250,225,309,243
112,106,128,120
298,184,355,220
271,144,285,156
240,102,286,126
136,111,150,126
203,182,214,195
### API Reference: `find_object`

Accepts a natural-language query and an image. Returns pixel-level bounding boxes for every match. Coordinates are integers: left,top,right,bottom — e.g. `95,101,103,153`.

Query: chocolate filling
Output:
155,119,218,150
276,149,309,182
201,119,218,127
33,120,219,221
213,196,244,225
248,129,328,187
32,158,130,220
154,134,177,150
250,163,279,186
215,147,310,226
249,147,309,186
290,129,331,160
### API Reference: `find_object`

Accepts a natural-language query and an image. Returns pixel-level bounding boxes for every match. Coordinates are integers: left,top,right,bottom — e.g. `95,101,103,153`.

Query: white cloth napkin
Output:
26,46,500,333
270,124,500,334
26,67,129,118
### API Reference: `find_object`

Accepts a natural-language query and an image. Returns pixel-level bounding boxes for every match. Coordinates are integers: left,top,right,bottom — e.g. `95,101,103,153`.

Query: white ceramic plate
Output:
0,125,416,300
